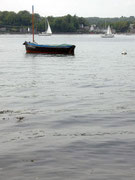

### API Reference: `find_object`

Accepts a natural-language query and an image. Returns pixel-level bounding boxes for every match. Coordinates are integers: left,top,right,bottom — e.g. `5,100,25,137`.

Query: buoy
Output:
121,51,127,55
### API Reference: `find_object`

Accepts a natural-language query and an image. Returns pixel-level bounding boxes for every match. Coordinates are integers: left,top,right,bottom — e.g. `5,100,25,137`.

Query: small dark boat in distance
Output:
23,6,75,55
23,41,75,55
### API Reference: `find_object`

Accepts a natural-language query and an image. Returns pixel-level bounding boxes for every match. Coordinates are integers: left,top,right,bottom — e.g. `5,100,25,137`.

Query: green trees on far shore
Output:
86,16,135,33
0,10,135,33
0,11,87,33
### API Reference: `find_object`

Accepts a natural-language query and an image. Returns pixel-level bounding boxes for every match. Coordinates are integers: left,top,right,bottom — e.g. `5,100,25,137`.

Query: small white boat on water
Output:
121,51,127,55
101,25,114,38
39,19,52,36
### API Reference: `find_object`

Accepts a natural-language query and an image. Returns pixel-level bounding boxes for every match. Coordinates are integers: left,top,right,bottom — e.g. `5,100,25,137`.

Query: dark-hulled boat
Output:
23,41,75,55
23,6,75,55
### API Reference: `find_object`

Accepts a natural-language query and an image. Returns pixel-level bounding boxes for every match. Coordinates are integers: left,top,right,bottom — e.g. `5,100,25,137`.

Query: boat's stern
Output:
69,45,76,55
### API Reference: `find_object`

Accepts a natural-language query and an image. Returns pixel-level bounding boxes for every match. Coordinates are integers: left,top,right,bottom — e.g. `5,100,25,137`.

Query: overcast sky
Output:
1,0,135,17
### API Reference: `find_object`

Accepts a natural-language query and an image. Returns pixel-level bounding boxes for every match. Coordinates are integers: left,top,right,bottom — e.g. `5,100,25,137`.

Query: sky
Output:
1,0,135,18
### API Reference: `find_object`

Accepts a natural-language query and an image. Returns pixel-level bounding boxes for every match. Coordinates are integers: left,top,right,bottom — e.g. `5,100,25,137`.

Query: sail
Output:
107,25,112,35
45,19,52,34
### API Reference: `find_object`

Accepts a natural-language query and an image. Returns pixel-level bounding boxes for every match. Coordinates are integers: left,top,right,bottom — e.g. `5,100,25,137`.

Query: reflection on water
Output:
0,34,135,180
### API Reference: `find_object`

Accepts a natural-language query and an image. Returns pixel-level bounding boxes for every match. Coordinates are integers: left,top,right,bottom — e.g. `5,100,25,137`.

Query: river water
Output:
0,34,135,180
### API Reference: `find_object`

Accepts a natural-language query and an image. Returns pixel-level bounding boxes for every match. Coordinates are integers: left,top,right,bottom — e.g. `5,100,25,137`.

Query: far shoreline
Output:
0,32,135,35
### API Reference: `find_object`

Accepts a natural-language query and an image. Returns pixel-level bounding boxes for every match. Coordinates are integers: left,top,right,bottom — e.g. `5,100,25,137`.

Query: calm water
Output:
0,34,135,180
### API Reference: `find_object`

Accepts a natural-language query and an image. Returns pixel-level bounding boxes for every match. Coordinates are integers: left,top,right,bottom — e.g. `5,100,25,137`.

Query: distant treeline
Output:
86,16,135,33
0,10,135,33
0,10,87,33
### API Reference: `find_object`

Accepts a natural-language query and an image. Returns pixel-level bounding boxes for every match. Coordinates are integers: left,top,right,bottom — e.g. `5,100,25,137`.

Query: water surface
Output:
0,34,135,180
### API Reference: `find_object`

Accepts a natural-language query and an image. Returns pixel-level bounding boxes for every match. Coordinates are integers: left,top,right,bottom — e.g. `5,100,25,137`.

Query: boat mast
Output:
32,5,34,42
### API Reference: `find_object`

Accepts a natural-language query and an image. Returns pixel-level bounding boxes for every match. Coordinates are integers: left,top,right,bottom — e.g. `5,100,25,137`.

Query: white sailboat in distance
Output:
39,19,52,36
101,25,114,38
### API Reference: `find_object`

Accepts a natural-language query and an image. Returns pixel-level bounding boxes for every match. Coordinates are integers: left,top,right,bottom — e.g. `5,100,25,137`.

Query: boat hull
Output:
39,33,52,36
23,41,75,55
101,34,114,38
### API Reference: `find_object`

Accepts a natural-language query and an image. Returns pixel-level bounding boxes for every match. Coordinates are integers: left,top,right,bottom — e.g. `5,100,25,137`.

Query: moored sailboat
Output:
23,6,75,55
39,18,52,36
101,25,114,38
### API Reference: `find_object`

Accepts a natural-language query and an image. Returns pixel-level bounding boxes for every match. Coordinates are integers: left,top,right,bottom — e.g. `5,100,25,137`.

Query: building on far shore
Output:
129,24,135,33
0,27,6,33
